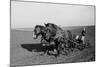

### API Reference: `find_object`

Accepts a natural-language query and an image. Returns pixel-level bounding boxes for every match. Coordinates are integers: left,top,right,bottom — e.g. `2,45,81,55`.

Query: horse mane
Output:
45,23,63,31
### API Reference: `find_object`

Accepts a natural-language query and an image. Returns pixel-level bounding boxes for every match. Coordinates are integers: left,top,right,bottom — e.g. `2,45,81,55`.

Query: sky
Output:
11,1,95,29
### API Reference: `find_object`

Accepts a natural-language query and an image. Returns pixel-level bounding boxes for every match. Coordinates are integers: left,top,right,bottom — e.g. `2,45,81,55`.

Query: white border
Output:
0,0,98,67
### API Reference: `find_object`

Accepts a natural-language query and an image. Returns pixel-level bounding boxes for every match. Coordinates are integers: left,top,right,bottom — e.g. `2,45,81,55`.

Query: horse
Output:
33,25,58,56
33,25,48,52
66,30,77,51
44,23,69,55
44,23,64,40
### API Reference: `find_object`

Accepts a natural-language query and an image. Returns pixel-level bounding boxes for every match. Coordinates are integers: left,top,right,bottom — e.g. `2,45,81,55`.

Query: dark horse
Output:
33,25,55,46
44,23,61,39
44,23,69,55
33,25,58,56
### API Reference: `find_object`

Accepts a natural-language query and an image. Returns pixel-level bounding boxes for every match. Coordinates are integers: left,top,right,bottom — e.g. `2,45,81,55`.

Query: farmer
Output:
81,28,86,44
75,28,86,44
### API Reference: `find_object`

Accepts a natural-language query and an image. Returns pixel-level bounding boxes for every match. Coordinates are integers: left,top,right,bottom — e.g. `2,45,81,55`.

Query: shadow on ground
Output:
21,43,55,53
21,43,47,52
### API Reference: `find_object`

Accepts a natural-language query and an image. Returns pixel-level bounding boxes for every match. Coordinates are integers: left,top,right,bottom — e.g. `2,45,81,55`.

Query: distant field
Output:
10,26,95,66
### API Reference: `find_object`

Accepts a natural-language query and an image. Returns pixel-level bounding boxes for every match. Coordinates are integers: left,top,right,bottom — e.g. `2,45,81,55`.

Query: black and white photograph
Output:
10,0,95,66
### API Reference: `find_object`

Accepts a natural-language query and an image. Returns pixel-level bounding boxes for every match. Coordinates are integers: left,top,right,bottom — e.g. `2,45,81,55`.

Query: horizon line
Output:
11,25,95,29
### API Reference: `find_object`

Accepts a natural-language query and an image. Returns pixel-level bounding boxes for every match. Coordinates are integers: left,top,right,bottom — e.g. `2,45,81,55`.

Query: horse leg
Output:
54,43,61,57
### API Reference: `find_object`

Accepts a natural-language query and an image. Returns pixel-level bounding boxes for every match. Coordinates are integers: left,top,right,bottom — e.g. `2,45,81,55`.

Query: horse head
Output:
33,25,45,39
